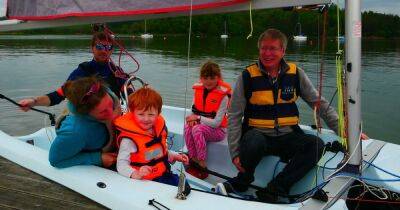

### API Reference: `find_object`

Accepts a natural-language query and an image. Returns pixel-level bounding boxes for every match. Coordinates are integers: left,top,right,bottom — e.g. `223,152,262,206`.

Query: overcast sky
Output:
1,0,399,17
362,0,400,16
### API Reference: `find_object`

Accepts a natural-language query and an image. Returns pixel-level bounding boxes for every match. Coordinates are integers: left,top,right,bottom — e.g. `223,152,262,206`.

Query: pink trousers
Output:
184,124,226,161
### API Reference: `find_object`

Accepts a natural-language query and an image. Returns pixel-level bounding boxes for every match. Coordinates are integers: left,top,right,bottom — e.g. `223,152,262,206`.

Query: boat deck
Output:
0,156,105,210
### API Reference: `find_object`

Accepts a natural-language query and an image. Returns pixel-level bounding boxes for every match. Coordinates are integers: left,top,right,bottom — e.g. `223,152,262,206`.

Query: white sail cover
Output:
1,0,329,32
7,0,248,20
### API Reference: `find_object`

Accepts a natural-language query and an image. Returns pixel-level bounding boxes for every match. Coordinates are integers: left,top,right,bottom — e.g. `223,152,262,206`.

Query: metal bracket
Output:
346,63,352,72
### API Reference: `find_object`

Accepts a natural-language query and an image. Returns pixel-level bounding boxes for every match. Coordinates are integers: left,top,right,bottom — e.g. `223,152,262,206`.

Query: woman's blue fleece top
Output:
48,90,117,168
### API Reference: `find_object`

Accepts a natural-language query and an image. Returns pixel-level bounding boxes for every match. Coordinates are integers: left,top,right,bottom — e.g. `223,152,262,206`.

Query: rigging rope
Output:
246,0,253,39
175,0,194,200
335,0,348,150
102,25,141,75
316,7,328,133
183,0,194,122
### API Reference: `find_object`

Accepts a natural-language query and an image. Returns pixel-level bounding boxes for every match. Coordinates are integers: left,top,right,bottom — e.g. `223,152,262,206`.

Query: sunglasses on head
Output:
81,82,101,104
95,43,113,51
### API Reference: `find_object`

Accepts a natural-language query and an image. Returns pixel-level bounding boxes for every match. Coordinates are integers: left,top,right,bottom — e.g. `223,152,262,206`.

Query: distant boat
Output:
338,36,345,43
220,20,228,39
293,22,307,42
141,20,153,39
293,35,307,41
141,34,153,39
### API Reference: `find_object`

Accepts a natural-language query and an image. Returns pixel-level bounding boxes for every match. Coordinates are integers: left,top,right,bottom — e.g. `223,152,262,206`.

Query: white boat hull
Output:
293,35,307,41
141,34,154,39
1,105,398,209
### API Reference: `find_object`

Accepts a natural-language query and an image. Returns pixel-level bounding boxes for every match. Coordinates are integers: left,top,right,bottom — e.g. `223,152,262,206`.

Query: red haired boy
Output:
114,87,190,191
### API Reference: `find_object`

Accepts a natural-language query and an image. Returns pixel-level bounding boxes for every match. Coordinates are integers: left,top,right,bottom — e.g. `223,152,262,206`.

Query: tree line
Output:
4,5,400,38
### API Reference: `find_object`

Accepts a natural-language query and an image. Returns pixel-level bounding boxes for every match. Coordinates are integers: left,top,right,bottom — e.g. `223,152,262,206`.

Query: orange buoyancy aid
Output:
192,80,232,128
114,113,169,180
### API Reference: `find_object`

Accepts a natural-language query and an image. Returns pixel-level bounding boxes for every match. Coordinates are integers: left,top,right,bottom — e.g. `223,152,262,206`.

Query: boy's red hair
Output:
128,87,163,113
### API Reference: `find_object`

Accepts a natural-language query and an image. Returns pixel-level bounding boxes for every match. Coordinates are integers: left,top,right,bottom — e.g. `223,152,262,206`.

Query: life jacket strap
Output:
191,105,216,118
130,156,168,167
145,136,162,147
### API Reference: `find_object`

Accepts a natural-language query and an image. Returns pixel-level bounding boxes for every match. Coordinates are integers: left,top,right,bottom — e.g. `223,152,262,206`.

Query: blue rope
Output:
322,152,338,178
293,160,400,202
272,160,280,178
334,172,400,182
363,160,400,179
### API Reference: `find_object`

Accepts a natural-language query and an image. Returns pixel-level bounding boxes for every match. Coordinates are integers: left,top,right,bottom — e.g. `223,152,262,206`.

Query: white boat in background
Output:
1,0,400,209
338,35,345,43
293,22,307,41
141,20,153,39
293,35,308,41
141,33,154,39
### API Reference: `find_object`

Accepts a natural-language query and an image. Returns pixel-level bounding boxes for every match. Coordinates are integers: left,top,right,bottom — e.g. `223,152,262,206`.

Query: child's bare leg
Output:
191,157,199,164
198,160,206,168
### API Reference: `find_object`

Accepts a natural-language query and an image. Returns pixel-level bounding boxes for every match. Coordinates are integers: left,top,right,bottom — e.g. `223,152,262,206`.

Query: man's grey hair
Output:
257,28,288,50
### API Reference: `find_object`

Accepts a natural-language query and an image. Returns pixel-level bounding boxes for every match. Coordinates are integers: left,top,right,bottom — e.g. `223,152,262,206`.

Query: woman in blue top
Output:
48,77,120,168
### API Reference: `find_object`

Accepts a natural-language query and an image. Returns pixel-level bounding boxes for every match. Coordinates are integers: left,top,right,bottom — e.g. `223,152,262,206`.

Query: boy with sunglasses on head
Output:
114,87,190,195
18,32,128,112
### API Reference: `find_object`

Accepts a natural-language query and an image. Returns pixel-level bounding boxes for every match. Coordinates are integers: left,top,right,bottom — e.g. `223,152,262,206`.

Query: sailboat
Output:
293,22,308,41
1,0,400,209
141,20,153,39
220,20,228,39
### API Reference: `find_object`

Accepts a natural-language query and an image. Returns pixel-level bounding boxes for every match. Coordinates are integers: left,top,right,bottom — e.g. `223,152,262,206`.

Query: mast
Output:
144,19,147,33
224,20,227,34
344,0,362,172
298,22,302,35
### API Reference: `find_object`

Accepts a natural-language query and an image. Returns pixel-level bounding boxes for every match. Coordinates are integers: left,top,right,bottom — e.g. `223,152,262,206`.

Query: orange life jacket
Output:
192,80,231,128
114,113,169,180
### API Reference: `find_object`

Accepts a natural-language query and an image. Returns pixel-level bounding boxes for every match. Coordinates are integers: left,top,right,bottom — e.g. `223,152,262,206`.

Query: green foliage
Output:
3,5,399,38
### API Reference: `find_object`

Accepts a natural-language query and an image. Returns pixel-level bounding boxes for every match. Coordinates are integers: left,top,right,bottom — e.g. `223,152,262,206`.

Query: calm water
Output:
0,35,399,143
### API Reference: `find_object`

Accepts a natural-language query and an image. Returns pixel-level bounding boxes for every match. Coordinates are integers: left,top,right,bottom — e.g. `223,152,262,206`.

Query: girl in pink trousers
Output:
184,61,231,179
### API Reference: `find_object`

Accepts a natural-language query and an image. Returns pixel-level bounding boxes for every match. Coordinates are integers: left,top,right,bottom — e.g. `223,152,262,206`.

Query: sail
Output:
1,0,330,32
7,0,249,20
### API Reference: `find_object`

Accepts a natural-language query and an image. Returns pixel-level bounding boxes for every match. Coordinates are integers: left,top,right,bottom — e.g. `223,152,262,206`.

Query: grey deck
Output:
0,156,105,210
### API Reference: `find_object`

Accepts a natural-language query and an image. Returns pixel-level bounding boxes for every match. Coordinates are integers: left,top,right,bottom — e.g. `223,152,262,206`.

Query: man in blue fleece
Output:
18,32,127,111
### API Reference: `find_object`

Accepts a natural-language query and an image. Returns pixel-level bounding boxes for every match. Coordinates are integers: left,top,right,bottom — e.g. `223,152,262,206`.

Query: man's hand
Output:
233,156,245,173
18,95,51,111
361,133,369,140
101,152,117,168
18,98,36,112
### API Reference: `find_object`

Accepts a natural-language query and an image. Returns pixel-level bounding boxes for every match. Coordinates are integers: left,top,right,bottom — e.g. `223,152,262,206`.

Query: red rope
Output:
103,26,141,75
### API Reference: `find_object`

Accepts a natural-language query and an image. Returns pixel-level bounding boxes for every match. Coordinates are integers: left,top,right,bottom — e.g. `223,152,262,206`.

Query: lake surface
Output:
0,35,399,144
